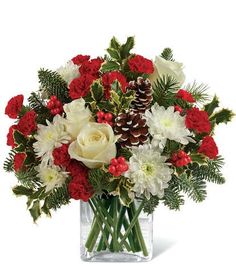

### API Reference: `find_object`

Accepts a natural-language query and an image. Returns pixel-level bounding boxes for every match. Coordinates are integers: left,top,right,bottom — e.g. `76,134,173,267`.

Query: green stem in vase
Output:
130,201,148,257
88,200,110,249
127,206,141,252
122,215,137,252
85,213,100,252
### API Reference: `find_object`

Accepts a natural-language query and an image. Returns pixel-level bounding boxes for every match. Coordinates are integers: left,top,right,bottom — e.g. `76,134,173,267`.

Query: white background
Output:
0,0,236,274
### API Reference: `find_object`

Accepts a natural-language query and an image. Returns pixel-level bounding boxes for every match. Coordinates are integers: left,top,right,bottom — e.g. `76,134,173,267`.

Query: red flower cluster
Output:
69,74,96,99
14,153,26,172
66,160,88,178
5,94,24,119
108,156,129,177
71,54,90,65
47,96,63,115
79,57,103,78
198,136,218,159
176,89,195,103
52,144,71,167
102,71,127,99
185,107,211,133
171,150,192,167
7,125,18,148
17,110,37,136
128,55,154,74
67,160,93,201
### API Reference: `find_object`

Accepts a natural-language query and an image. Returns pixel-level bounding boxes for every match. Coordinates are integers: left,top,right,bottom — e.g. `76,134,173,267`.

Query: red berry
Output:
116,164,124,172
47,101,54,109
174,105,183,113
104,113,113,121
97,111,105,118
178,150,186,158
122,163,129,172
111,158,118,166
97,118,103,123
117,156,126,164
113,171,121,177
108,165,116,174
55,100,62,107
171,153,178,162
55,108,61,114
50,96,57,101
50,109,57,115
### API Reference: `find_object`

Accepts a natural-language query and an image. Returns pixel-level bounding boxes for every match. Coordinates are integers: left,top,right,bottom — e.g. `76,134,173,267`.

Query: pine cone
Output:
129,77,153,113
114,111,149,147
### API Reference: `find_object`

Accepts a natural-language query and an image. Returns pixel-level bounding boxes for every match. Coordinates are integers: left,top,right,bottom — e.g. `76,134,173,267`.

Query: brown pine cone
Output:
114,110,149,147
129,77,153,113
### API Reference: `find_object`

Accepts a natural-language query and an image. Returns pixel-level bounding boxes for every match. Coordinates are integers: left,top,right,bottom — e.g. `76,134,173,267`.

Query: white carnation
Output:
57,60,80,85
124,144,173,199
33,115,71,164
144,103,194,148
37,164,68,192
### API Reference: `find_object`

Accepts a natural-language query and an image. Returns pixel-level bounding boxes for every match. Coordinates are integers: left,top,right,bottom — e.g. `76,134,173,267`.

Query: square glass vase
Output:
80,196,153,262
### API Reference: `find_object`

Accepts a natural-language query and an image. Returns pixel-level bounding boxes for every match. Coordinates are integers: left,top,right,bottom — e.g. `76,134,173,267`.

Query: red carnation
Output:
7,125,18,148
14,153,26,172
5,94,24,119
79,57,103,77
17,110,37,136
176,89,195,103
72,54,90,65
102,71,128,99
198,136,218,159
69,74,96,99
185,107,211,133
52,144,71,167
128,55,154,74
68,175,93,202
66,160,88,178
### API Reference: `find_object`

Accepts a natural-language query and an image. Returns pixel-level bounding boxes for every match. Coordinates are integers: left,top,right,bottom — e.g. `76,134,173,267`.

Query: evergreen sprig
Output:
38,68,69,102
15,167,41,189
160,48,174,61
184,81,210,104
152,75,180,107
163,184,185,210
143,195,159,214
3,151,15,172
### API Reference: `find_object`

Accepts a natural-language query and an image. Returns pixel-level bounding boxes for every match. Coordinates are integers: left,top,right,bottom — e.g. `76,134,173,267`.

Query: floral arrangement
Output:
4,37,233,258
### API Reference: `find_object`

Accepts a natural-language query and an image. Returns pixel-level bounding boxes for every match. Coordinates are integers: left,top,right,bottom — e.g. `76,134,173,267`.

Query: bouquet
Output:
4,36,233,261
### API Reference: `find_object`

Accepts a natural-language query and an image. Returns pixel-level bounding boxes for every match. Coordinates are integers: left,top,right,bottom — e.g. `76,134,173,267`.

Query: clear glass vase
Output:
80,196,153,262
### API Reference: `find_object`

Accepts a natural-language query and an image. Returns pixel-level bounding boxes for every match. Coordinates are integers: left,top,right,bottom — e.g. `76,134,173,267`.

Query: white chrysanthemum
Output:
57,60,80,85
33,115,71,164
145,103,194,148
37,164,68,192
124,144,173,199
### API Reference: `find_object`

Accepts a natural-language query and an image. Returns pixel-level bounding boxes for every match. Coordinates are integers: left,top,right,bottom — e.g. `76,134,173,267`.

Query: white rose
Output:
63,98,93,139
68,122,119,168
57,60,80,85
149,56,185,87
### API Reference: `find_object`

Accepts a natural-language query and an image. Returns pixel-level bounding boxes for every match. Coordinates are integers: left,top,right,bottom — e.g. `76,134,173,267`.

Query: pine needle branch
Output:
3,151,15,172
45,183,70,210
160,48,174,61
184,81,210,104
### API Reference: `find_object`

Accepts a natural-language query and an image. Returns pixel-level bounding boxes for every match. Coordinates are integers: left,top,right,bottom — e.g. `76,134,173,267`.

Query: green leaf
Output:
160,48,174,61
101,61,120,73
211,108,234,124
14,144,25,153
117,147,132,160
119,185,132,206
110,36,121,50
29,200,41,222
190,153,206,164
204,95,219,115
90,80,104,101
24,152,35,166
106,48,121,60
110,90,121,106
14,130,27,145
12,185,33,196
120,36,135,58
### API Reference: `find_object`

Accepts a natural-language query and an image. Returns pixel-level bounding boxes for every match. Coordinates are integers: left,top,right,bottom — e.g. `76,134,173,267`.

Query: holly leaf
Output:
14,130,27,145
101,61,120,73
29,200,41,222
110,36,121,51
90,80,104,101
211,108,234,124
204,95,219,116
120,36,135,59
106,48,121,61
12,185,33,196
